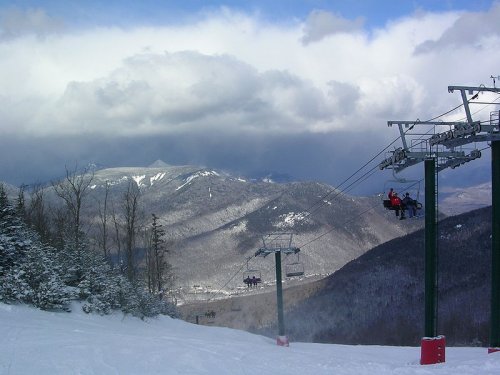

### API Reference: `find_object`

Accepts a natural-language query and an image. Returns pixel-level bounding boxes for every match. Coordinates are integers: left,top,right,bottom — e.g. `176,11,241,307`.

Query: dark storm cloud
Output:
1,129,491,196
52,51,341,136
0,130,391,192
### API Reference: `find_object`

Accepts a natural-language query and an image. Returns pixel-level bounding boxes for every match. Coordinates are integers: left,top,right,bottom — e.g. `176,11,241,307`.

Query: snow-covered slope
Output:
81,164,423,302
0,303,499,375
440,182,491,215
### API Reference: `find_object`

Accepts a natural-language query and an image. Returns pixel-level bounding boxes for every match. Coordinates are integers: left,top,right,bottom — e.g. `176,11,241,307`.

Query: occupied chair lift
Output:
243,259,262,286
382,173,423,213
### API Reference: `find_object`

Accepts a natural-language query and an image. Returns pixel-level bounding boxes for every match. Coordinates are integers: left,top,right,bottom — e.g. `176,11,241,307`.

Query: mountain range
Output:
26,161,423,303
3,161,491,303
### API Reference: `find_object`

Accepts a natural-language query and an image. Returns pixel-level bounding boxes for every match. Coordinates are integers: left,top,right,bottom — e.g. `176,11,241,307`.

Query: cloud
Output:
0,5,499,191
414,2,500,54
0,7,63,40
301,10,365,45
40,51,340,136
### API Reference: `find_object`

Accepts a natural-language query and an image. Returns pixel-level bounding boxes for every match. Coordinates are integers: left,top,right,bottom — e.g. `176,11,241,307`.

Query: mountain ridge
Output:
2,163,424,303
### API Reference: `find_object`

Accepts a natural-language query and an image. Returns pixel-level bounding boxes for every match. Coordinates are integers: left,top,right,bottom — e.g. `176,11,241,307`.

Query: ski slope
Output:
1,303,499,374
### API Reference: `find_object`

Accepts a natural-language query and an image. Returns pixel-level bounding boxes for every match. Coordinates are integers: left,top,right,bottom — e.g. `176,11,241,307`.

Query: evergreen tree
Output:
146,214,174,297
0,192,70,310
0,179,177,318
0,184,8,212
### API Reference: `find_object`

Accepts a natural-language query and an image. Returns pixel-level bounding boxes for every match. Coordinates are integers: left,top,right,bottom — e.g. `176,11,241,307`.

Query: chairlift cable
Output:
268,101,469,235
298,202,380,249
201,101,478,300
205,256,253,303
293,131,411,225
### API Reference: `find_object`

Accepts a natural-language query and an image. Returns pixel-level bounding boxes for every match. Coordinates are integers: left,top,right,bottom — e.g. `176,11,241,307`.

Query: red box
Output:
276,335,289,347
420,336,446,365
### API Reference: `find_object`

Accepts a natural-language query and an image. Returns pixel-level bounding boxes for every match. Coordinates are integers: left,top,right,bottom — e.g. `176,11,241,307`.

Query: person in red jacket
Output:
388,188,395,200
390,191,406,219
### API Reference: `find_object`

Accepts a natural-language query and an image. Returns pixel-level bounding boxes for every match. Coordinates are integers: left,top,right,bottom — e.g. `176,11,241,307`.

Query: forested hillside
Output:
257,206,491,346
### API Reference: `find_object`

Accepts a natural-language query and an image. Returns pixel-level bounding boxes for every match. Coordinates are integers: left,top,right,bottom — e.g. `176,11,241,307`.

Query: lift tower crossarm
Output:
448,85,500,125
388,120,473,127
448,85,500,94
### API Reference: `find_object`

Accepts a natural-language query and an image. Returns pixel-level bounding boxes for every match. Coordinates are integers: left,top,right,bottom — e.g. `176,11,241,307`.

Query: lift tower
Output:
255,232,300,346
379,81,500,363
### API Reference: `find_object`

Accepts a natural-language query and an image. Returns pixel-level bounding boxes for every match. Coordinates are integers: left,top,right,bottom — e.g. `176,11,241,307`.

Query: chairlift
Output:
194,309,216,325
285,254,304,278
382,175,423,215
200,310,216,325
243,259,262,286
230,301,242,312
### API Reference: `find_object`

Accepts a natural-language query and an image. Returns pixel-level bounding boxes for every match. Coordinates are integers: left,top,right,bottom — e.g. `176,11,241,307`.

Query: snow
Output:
150,172,166,186
176,171,219,191
132,175,146,187
275,212,308,228
1,303,500,375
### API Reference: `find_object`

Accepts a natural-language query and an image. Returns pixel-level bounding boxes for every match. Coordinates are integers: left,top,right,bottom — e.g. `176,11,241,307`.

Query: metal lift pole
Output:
424,158,438,338
275,250,285,337
255,232,299,346
420,157,445,365
491,141,500,350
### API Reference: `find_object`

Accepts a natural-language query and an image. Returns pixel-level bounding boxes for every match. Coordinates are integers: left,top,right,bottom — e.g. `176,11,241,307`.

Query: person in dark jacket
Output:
402,192,417,218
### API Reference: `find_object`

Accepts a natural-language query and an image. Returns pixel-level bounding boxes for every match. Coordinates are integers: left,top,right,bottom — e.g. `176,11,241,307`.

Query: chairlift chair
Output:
382,176,423,213
243,259,262,286
285,254,304,278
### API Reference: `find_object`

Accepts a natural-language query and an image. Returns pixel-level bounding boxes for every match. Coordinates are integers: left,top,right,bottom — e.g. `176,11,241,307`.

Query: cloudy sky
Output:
0,0,499,194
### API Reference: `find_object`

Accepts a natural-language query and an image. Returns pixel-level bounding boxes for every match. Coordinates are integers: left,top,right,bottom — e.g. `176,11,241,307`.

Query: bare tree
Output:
52,164,94,247
110,201,123,272
52,164,94,280
26,183,51,243
16,184,26,218
123,178,140,282
96,180,110,261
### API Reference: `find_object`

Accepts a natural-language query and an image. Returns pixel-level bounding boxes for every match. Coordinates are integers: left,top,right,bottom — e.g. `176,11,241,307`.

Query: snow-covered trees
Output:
0,184,70,310
0,182,177,318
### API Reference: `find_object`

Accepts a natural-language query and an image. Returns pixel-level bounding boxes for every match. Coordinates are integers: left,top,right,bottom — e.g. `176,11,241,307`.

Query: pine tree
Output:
0,181,177,318
0,192,70,310
0,184,8,212
147,214,173,297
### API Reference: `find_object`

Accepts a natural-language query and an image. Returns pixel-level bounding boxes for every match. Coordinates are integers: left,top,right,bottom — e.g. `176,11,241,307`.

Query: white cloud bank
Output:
0,4,499,138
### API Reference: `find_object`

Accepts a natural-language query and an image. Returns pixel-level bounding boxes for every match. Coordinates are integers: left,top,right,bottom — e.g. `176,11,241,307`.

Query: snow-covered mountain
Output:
80,163,423,303
440,182,491,216
2,162,423,303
